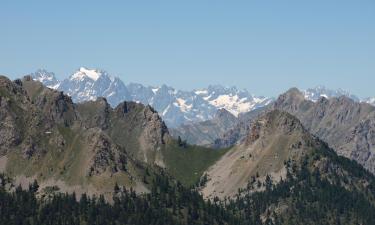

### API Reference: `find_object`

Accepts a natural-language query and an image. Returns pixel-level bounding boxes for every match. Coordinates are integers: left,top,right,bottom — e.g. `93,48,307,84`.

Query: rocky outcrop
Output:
0,76,32,155
108,102,170,165
85,129,128,176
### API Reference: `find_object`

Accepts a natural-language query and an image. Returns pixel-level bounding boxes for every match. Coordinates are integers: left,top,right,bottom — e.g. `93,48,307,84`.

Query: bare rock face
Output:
273,88,375,173
85,129,127,176
36,91,77,126
0,111,22,155
341,119,375,172
0,76,30,155
142,105,169,146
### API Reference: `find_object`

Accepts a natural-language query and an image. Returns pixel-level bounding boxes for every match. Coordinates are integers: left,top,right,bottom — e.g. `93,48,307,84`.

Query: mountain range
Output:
201,88,375,175
30,68,272,128
1,74,375,224
30,67,375,131
27,68,375,173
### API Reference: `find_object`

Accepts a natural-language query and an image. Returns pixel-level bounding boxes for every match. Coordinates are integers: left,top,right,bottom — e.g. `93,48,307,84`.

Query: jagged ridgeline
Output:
0,75,227,199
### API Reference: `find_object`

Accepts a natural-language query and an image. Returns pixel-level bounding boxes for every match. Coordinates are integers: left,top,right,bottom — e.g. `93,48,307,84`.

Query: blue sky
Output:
1,0,374,97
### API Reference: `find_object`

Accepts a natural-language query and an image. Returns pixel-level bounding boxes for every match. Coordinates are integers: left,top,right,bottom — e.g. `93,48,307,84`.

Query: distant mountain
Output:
273,88,375,173
28,69,60,89
170,108,238,147
30,67,273,127
194,85,273,117
58,67,131,105
303,85,361,102
211,87,375,173
364,97,375,105
212,107,267,148
165,85,375,147
30,69,375,131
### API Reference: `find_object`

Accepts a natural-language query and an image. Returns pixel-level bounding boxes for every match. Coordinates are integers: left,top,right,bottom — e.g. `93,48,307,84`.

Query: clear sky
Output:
1,0,374,97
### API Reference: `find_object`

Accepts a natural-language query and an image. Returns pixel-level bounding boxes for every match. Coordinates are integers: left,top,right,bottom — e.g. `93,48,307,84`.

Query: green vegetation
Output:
162,140,229,187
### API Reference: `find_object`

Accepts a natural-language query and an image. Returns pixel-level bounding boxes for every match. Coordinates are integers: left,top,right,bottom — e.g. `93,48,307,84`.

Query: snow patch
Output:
209,95,251,117
72,67,101,81
195,90,208,95
175,98,193,112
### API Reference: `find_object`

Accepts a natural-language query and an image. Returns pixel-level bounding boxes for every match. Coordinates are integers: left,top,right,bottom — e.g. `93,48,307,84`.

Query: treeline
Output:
0,172,240,225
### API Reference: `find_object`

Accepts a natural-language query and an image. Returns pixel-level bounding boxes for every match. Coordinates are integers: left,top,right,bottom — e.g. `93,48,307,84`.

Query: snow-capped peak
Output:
71,67,103,81
33,69,54,82
303,86,360,102
29,69,60,89
363,97,375,106
30,70,275,127
193,85,273,117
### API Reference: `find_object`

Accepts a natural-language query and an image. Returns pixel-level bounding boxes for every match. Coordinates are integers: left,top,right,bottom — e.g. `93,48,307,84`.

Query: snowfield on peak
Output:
71,67,103,81
32,69,374,128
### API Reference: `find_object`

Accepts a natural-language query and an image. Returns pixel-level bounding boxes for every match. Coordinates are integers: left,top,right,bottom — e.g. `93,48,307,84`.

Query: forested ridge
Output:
0,172,239,225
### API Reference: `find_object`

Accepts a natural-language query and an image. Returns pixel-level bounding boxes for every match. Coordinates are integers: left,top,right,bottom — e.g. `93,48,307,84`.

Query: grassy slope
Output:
162,140,229,187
